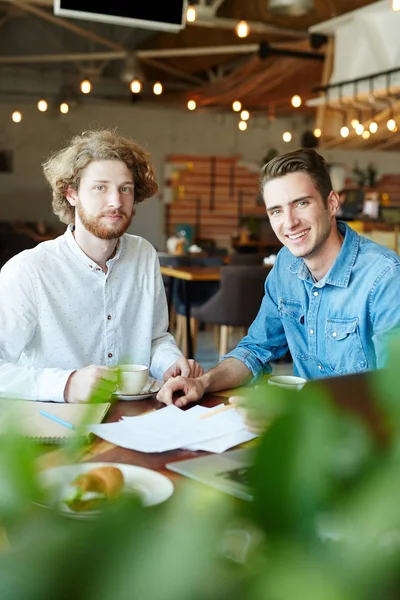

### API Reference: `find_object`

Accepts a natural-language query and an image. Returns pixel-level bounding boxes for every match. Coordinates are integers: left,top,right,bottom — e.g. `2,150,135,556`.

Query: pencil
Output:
39,410,76,430
197,404,236,420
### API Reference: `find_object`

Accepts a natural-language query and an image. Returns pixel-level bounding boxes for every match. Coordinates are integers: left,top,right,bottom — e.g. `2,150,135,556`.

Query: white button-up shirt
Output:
0,226,183,402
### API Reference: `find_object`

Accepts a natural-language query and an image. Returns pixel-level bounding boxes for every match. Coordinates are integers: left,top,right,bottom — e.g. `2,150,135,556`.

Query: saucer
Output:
114,378,162,401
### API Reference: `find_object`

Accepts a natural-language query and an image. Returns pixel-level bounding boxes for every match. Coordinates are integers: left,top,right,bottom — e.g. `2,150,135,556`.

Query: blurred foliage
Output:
1,335,400,598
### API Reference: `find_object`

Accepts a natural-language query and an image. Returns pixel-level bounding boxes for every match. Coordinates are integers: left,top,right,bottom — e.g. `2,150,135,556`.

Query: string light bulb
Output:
392,0,400,10
238,120,247,131
282,131,292,142
355,123,364,135
369,121,378,134
340,125,349,138
12,110,22,123
186,5,196,22
313,127,322,138
130,79,142,93
235,20,250,38
387,118,397,131
153,82,163,95
232,100,242,112
240,109,250,120
37,99,48,112
291,94,302,108
187,99,196,111
362,130,371,139
60,102,69,114
80,79,92,94
351,118,359,129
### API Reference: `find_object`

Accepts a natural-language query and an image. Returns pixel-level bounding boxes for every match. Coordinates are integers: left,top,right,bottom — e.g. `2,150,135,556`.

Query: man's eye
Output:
95,185,105,191
121,187,133,193
297,201,308,208
270,210,281,216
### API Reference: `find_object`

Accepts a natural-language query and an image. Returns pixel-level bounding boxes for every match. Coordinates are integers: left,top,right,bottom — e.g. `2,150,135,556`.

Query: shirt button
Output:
108,352,113,358
89,264,93,269
107,315,112,320
318,365,323,370
309,329,314,335
332,332,337,338
313,291,319,297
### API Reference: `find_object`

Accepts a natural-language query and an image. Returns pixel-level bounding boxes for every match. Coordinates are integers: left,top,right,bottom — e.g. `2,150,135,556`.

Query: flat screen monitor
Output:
54,0,187,33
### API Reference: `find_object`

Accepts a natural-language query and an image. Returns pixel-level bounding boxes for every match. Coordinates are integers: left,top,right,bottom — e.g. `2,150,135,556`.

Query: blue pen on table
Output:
39,410,76,430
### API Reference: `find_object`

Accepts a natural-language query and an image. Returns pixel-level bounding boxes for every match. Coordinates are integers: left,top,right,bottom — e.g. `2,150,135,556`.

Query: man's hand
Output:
157,376,205,408
162,358,204,381
229,395,269,435
64,365,119,403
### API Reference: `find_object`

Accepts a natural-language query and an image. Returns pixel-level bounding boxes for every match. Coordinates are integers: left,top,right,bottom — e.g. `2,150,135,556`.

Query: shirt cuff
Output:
37,368,75,402
221,347,272,381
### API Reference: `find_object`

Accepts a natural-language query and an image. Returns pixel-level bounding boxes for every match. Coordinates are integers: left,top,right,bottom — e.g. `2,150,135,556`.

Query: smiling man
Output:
157,148,400,408
0,128,202,403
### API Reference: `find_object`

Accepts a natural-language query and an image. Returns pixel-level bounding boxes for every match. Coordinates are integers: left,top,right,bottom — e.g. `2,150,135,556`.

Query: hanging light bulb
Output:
387,118,397,131
340,125,349,138
235,20,250,38
282,131,292,142
355,123,364,135
130,79,142,93
240,109,250,121
362,130,371,139
351,118,359,129
186,5,196,22
291,94,302,108
37,99,48,112
313,127,322,138
12,110,22,123
232,100,242,112
60,102,69,114
187,99,196,111
153,82,163,95
369,121,378,134
238,120,247,131
392,0,400,10
80,79,92,94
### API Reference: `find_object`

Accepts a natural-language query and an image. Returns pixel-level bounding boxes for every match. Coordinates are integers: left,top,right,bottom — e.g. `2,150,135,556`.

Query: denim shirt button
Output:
318,364,323,370
332,332,337,337
313,291,319,296
309,329,314,335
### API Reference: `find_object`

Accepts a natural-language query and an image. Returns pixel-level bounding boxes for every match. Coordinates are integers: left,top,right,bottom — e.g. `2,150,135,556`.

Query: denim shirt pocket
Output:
325,317,368,375
278,299,309,360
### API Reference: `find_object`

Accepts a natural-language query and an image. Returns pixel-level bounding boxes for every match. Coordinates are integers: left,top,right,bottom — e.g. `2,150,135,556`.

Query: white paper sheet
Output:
89,404,258,453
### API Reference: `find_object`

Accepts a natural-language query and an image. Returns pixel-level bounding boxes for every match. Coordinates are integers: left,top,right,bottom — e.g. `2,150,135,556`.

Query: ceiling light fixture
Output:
235,20,250,38
238,120,247,131
240,109,250,120
12,110,22,123
130,79,142,94
60,102,69,114
392,0,400,10
291,94,302,108
282,131,292,142
153,82,163,95
80,79,92,94
232,100,242,112
187,99,196,110
186,5,196,22
313,127,321,138
362,130,371,139
37,99,48,112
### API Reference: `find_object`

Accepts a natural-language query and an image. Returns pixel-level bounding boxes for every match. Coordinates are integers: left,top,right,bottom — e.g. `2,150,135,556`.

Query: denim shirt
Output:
224,222,400,380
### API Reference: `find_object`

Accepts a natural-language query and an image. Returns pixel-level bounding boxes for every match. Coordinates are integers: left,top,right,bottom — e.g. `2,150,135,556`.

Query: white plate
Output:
114,378,162,401
37,462,174,517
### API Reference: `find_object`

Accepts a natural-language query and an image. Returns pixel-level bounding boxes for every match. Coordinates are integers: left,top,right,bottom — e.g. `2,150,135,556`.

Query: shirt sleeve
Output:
369,263,400,368
0,257,73,402
148,257,183,380
222,262,290,379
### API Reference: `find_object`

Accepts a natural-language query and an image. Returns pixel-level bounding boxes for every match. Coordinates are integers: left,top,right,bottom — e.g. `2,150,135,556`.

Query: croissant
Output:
65,466,125,512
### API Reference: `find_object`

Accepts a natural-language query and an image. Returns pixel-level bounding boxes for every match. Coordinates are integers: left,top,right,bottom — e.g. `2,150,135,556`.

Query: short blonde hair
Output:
42,128,159,224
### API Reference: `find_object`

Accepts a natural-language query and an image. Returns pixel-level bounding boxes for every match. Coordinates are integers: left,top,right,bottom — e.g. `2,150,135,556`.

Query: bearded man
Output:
0,129,202,403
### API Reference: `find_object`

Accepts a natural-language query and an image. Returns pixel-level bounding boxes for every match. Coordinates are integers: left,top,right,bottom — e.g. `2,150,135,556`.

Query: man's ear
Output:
65,186,78,207
327,191,340,216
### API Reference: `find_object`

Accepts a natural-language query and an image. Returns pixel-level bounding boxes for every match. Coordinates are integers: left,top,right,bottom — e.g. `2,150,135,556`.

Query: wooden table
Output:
39,371,387,488
160,265,221,359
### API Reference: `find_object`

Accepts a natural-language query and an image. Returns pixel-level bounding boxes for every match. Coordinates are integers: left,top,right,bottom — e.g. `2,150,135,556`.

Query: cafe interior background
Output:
0,0,399,253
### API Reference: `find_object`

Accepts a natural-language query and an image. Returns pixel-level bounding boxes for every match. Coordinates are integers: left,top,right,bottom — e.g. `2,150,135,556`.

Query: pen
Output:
197,404,236,420
39,410,76,430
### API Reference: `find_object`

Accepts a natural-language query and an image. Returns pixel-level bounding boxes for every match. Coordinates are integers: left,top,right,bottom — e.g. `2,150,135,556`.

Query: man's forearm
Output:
198,358,252,394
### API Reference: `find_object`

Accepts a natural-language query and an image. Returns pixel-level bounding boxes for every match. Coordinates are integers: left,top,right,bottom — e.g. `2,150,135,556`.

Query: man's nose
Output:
284,207,300,229
107,189,123,208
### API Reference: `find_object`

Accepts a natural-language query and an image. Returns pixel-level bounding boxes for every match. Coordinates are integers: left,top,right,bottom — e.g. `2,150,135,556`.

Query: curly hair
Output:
42,128,159,224
260,148,332,207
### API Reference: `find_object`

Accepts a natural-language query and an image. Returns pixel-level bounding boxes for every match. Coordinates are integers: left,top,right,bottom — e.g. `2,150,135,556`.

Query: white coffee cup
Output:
267,375,307,390
117,364,149,395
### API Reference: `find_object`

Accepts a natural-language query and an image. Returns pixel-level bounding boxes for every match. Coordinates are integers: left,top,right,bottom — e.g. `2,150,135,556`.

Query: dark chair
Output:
0,232,37,268
192,265,270,358
229,253,266,266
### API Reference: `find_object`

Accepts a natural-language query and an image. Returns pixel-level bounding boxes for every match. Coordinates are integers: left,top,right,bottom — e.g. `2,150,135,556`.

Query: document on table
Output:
88,404,258,453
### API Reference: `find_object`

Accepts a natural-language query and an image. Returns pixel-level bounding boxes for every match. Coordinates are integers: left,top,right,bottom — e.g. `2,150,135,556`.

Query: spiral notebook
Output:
0,400,111,444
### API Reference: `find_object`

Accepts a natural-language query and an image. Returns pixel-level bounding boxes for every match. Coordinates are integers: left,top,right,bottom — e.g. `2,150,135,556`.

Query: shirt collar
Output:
288,221,359,288
64,224,125,270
